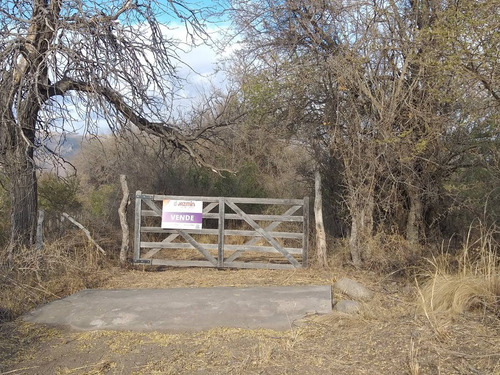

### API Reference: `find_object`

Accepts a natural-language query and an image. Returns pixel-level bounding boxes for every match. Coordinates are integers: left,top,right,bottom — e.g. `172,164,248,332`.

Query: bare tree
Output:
228,0,499,266
229,0,383,265
0,0,233,253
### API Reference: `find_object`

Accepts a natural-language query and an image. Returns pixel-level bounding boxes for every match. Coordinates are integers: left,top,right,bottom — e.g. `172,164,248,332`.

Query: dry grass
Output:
362,232,423,275
4,285,500,375
2,261,500,375
418,223,500,317
330,233,424,275
143,221,302,266
419,274,498,315
56,360,117,374
408,336,420,375
0,231,114,322
2,225,500,374
104,266,333,289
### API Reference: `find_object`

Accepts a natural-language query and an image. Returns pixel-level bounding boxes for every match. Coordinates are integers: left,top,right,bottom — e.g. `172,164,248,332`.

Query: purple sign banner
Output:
161,200,203,230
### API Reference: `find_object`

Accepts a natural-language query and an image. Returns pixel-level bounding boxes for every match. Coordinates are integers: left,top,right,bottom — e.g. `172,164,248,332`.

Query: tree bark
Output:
119,174,130,265
5,136,38,257
362,192,375,262
2,42,42,257
349,215,362,267
348,187,375,267
406,184,423,244
314,168,328,267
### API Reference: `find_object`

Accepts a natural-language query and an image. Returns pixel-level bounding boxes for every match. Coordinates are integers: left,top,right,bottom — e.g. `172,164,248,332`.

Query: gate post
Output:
36,209,45,251
217,197,225,268
133,190,142,261
302,196,309,268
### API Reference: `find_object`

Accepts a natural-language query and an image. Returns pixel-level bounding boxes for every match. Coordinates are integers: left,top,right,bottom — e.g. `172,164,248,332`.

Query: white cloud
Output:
169,24,234,109
41,21,235,136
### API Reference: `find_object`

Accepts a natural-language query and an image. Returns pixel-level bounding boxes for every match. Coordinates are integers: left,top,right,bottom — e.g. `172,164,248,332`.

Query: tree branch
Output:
47,78,230,172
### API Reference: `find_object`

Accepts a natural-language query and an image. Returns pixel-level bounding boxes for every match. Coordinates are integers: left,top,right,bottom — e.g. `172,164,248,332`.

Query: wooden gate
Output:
133,192,309,269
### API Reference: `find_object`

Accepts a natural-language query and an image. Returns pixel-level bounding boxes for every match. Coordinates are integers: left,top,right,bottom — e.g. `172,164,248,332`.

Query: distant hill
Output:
36,133,85,174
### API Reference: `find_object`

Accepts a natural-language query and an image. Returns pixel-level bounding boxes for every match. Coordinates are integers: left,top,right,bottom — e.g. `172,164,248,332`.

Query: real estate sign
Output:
161,200,203,230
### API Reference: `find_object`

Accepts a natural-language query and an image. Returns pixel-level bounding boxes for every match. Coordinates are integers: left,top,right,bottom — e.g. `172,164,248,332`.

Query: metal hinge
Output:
133,259,152,265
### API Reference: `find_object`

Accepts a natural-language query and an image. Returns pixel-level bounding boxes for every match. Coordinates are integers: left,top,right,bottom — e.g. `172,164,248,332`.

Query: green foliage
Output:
213,163,267,198
242,73,281,117
89,184,118,218
186,166,212,193
38,174,81,214
156,162,269,199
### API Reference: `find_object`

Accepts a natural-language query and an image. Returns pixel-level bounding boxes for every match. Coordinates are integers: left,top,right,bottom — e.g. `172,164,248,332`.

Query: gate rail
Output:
133,192,309,269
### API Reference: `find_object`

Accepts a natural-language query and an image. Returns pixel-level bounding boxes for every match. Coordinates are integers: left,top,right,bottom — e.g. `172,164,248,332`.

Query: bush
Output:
0,233,113,322
368,232,423,275
331,233,424,274
38,174,81,215
89,184,118,218
213,163,267,198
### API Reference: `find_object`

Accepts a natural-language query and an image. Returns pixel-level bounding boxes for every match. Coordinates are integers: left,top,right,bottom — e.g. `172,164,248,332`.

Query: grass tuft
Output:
419,274,498,315
0,231,114,322
418,222,499,317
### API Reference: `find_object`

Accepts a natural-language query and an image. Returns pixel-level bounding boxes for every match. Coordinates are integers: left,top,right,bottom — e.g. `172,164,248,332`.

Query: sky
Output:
170,24,234,113
54,9,237,135
39,20,235,172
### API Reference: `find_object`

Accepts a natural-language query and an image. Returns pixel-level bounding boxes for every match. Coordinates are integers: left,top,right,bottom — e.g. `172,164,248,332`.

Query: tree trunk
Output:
314,168,328,267
1,66,41,258
119,174,130,265
362,192,375,262
349,216,362,267
6,144,38,256
406,184,423,244
348,188,375,267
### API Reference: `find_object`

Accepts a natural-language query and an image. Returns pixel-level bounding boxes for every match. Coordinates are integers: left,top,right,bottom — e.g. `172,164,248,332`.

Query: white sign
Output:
161,200,203,230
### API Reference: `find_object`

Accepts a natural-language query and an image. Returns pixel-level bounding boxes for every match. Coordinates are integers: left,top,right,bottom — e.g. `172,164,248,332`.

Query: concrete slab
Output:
23,286,332,332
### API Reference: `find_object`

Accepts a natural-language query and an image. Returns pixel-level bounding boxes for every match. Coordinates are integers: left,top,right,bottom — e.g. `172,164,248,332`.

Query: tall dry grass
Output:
418,223,500,316
330,233,423,274
0,231,113,322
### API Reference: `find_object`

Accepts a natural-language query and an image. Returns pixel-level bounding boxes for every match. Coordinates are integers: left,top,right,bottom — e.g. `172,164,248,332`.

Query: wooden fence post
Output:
36,209,44,251
302,197,309,268
133,191,142,261
119,175,130,265
314,168,328,267
217,197,225,268
61,212,106,255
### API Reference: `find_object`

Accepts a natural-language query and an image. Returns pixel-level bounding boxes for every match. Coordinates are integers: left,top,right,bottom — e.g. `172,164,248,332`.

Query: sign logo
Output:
162,200,203,230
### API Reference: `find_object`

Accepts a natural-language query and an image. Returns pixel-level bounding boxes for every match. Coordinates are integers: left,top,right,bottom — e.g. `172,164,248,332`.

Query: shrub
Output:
38,174,81,215
331,232,424,274
213,163,267,198
368,232,423,274
0,232,113,322
89,184,118,218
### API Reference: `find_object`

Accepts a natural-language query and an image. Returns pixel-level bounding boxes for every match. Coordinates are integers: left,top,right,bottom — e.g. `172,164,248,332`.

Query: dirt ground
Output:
1,266,499,375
